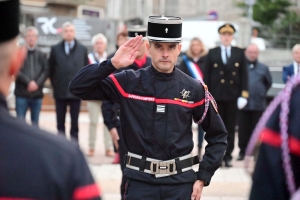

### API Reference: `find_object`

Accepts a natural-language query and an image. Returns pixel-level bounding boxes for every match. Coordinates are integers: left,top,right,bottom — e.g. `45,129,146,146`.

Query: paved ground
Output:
16,109,253,200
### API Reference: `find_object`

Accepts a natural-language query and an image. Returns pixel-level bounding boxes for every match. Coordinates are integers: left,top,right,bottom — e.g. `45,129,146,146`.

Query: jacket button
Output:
230,80,233,84
235,63,239,67
214,63,218,68
220,71,224,75
221,79,225,83
232,72,236,76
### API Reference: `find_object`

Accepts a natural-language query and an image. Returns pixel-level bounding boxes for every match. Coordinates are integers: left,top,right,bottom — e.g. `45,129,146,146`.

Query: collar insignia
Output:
180,89,190,99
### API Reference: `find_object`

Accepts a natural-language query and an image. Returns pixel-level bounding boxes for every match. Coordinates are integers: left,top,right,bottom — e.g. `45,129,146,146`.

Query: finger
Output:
116,134,120,140
131,36,143,50
123,37,136,47
130,51,139,61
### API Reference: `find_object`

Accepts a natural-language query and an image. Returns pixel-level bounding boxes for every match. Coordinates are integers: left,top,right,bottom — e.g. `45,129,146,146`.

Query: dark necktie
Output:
68,43,72,55
298,63,300,73
225,48,230,64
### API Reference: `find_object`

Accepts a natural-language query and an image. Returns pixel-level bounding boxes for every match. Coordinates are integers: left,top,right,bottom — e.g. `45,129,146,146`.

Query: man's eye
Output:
170,45,176,49
155,45,161,49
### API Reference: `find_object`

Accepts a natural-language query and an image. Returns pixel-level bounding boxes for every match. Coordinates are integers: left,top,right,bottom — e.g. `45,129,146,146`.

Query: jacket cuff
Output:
107,59,118,70
107,124,115,131
197,170,212,186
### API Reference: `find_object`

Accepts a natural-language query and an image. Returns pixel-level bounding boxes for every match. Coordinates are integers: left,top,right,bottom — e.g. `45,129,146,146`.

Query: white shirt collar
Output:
65,40,75,48
293,61,300,75
220,44,231,51
94,51,107,62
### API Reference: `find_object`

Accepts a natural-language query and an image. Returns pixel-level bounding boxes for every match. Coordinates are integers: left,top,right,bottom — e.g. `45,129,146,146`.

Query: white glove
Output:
237,97,247,109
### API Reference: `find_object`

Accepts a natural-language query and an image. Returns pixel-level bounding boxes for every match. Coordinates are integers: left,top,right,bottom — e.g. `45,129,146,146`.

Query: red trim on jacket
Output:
260,128,300,156
109,74,205,108
72,183,101,200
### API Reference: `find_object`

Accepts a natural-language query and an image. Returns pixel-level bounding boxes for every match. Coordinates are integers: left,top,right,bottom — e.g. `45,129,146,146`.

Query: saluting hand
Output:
111,35,143,69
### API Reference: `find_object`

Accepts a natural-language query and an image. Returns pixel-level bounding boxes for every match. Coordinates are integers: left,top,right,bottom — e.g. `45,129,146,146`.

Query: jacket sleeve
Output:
16,70,31,86
48,47,55,85
71,146,101,200
101,101,118,131
69,59,122,104
35,52,49,87
264,66,272,90
282,66,289,84
239,51,249,98
192,87,227,186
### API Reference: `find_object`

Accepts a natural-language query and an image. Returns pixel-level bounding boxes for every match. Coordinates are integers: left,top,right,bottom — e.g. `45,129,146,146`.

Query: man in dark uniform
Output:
101,25,151,199
204,23,249,167
246,74,300,200
0,1,101,199
70,16,227,200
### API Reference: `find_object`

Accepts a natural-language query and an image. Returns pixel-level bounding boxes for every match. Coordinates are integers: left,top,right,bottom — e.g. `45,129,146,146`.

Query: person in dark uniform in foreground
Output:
0,1,101,199
177,37,207,159
101,25,151,199
204,23,249,167
245,73,300,200
70,16,227,200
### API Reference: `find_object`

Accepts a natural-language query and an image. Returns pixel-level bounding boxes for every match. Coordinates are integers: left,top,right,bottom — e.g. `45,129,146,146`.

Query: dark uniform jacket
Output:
204,47,248,101
49,40,88,99
177,54,206,78
14,49,48,99
250,86,300,200
102,57,152,131
0,93,100,200
242,60,272,111
69,60,227,185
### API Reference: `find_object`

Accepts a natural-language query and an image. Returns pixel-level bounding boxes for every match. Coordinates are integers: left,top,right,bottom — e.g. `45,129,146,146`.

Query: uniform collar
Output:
151,65,175,82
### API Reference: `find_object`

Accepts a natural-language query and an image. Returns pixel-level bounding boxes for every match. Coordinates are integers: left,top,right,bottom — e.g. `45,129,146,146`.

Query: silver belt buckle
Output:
150,161,176,175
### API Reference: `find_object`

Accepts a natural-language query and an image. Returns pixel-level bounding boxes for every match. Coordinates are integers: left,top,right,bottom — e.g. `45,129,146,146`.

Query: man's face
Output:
117,35,128,47
220,32,233,47
245,45,259,62
25,30,38,48
93,38,106,54
62,25,75,42
293,48,300,63
147,42,181,73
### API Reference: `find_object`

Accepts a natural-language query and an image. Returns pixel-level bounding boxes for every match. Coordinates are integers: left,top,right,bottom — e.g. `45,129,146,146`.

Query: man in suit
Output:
49,22,88,141
0,0,100,199
282,44,300,83
14,26,48,126
204,23,249,167
237,44,272,161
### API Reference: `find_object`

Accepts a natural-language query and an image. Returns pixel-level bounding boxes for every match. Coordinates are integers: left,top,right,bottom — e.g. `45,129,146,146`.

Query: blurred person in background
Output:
250,28,266,51
237,43,272,161
0,0,101,199
49,22,88,142
101,26,151,199
282,44,300,83
86,33,114,157
14,26,48,126
204,23,249,167
177,37,207,159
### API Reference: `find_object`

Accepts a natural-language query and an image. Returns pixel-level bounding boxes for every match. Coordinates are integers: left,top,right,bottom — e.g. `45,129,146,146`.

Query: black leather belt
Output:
125,154,199,175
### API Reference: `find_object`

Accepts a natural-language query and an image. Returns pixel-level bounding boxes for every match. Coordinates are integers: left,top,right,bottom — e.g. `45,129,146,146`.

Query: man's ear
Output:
9,46,26,76
177,43,182,55
146,41,151,54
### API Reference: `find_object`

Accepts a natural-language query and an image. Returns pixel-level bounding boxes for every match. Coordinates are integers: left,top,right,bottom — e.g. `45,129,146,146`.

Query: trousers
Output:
86,100,113,150
124,179,193,200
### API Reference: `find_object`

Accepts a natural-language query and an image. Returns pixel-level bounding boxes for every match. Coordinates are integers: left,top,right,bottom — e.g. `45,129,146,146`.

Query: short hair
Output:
0,37,18,74
292,44,300,52
62,21,74,29
186,37,207,57
247,43,259,51
25,26,39,36
91,33,107,45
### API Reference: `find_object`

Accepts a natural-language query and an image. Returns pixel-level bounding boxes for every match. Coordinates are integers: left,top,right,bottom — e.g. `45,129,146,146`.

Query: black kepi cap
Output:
128,25,147,39
0,0,20,43
147,15,182,42
218,23,236,34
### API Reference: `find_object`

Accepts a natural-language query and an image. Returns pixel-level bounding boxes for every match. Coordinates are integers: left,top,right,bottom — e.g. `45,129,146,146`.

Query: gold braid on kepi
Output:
218,23,236,34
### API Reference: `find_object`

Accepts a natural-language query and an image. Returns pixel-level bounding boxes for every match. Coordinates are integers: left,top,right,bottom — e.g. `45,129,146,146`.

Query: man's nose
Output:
162,50,169,57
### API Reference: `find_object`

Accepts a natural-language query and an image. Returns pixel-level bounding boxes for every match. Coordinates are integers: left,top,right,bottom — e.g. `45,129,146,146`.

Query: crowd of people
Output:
1,0,300,199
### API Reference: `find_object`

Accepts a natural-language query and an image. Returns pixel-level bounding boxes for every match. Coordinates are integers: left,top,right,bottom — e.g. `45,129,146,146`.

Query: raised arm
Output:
69,36,143,102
